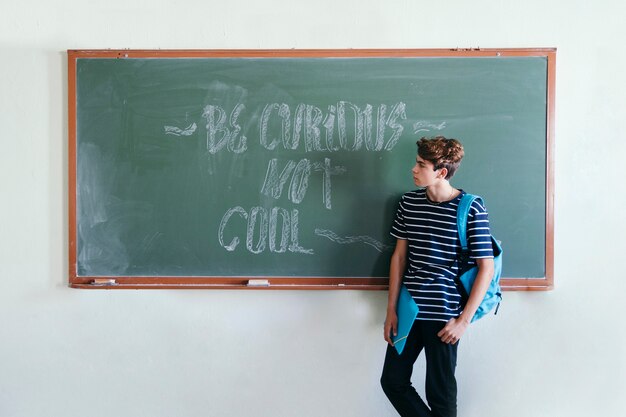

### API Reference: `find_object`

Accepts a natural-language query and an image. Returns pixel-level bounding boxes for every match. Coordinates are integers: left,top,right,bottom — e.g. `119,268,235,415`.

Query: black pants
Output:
381,320,458,417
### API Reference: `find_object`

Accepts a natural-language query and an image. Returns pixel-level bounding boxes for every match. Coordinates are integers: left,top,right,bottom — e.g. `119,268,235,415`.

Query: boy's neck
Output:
426,182,458,203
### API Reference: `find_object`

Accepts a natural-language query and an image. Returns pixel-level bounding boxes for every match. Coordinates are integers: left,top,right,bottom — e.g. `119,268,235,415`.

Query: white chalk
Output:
247,279,270,287
91,278,117,285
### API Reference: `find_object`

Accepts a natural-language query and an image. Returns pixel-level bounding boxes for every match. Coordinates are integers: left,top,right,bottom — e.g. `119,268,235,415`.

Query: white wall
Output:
1,1,625,416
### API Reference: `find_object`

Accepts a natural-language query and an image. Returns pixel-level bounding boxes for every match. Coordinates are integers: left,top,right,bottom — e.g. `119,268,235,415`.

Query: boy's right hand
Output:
384,311,398,345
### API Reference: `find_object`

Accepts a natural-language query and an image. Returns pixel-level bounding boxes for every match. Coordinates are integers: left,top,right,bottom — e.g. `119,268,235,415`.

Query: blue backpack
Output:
456,194,503,322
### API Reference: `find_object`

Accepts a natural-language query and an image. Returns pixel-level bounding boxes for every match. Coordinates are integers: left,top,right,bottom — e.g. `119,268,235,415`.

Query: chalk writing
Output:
164,123,197,136
218,206,313,254
202,103,247,154
259,101,406,153
314,229,393,253
260,158,346,209
164,99,415,256
167,101,407,153
413,120,446,134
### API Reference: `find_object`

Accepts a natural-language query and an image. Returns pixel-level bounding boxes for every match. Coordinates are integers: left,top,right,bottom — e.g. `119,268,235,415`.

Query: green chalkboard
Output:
69,50,555,289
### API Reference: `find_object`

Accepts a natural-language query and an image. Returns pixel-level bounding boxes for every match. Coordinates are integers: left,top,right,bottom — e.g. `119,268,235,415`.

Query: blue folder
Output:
392,285,419,354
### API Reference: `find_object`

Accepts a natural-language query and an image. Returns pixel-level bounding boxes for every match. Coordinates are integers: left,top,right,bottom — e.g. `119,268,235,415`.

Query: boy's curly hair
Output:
417,136,464,180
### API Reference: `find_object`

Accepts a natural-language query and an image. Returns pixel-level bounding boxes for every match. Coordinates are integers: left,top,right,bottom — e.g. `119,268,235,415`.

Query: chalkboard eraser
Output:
247,279,270,287
91,278,117,286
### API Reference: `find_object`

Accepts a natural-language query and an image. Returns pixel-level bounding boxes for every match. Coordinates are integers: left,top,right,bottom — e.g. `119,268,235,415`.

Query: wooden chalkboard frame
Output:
68,48,555,291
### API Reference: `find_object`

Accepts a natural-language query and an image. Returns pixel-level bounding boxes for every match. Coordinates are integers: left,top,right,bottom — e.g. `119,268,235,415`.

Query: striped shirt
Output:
390,189,494,322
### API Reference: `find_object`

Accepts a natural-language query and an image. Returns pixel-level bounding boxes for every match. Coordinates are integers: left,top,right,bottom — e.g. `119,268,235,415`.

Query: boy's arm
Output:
384,239,408,345
437,258,495,344
458,258,495,323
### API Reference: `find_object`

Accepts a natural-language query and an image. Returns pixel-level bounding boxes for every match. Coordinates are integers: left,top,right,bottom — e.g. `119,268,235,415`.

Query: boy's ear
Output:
437,167,448,179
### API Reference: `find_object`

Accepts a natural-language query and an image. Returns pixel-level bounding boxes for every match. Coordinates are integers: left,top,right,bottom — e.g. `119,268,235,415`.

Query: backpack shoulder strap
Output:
457,193,479,250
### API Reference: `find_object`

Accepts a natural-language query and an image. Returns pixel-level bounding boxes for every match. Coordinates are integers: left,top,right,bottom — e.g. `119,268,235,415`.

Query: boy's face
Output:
412,156,443,187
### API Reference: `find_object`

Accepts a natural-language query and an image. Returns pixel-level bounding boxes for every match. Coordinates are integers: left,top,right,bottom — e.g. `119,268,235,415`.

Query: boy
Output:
381,136,495,417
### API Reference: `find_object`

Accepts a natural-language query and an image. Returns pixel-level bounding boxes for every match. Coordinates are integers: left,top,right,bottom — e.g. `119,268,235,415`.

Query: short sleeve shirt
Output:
390,189,494,322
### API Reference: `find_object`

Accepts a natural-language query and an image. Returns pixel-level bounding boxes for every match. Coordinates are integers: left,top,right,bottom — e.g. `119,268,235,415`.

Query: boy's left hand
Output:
437,317,469,344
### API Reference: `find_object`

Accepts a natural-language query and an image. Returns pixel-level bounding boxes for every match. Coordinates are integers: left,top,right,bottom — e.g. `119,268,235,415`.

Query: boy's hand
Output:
437,317,469,344
384,312,398,345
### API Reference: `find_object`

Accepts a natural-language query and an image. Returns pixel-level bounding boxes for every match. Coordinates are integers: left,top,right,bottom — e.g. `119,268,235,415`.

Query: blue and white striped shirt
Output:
390,189,494,322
